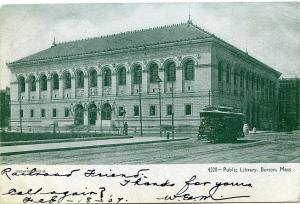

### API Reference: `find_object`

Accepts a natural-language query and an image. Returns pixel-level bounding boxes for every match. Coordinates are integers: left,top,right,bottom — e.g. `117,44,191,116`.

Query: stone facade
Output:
8,22,281,132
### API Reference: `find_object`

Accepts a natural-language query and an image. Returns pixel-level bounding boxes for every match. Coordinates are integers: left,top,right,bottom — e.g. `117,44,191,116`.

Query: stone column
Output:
47,78,52,100
126,72,131,95
25,80,29,100
176,67,182,93
71,77,76,98
142,71,147,94
35,80,40,100
84,75,89,97
111,74,116,96
97,74,102,96
84,112,88,125
59,76,64,99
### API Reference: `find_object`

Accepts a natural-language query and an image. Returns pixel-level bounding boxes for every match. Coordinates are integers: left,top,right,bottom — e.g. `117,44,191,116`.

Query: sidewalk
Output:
0,136,189,156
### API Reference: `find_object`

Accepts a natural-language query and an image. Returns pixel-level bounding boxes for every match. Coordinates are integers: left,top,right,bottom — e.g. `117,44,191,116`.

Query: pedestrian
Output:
124,122,128,136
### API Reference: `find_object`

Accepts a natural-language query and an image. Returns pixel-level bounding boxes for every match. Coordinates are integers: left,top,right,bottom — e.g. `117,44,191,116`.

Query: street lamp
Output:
171,69,175,140
18,80,22,134
138,69,143,137
155,76,162,137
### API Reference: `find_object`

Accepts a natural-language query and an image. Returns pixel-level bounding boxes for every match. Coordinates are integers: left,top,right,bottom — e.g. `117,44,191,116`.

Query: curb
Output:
0,135,133,146
0,137,190,156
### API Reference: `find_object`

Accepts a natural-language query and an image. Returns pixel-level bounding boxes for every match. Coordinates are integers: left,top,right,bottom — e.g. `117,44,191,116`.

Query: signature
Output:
157,175,252,201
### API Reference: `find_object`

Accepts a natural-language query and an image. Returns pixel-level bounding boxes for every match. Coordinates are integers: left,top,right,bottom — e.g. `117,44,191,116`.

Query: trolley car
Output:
198,106,244,143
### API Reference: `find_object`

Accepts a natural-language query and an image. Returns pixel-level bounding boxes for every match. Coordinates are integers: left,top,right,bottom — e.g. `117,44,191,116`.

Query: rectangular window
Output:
41,109,45,117
149,105,156,116
64,108,69,117
20,109,23,118
118,106,125,116
167,104,173,116
30,109,34,118
185,104,192,115
133,105,139,116
52,108,57,117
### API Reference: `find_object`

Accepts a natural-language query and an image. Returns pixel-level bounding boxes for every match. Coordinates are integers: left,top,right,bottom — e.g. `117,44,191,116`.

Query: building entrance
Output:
88,103,97,125
101,103,112,120
74,104,84,125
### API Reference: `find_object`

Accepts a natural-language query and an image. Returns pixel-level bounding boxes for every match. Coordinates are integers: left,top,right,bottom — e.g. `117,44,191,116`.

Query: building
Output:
7,20,281,132
279,78,300,130
0,87,10,128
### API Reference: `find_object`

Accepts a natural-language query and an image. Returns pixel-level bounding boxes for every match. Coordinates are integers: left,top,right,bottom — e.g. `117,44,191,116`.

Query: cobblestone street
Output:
1,132,299,164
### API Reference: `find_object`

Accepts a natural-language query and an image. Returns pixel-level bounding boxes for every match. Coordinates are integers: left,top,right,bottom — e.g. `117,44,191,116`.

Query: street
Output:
1,132,299,164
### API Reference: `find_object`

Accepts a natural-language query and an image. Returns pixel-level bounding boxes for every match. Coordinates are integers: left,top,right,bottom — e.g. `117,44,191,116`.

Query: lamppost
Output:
138,70,143,137
155,76,162,137
171,70,175,140
18,80,22,134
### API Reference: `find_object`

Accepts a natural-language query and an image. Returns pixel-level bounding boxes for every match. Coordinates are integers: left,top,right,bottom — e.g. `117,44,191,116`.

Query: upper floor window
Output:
226,64,230,83
240,71,244,88
76,70,84,88
103,68,111,87
18,76,25,93
52,73,59,90
165,61,176,82
246,72,249,90
117,67,126,86
149,63,159,83
233,69,237,86
89,69,97,87
183,60,194,80
132,65,142,85
40,74,47,91
63,71,71,89
29,75,36,92
218,61,222,82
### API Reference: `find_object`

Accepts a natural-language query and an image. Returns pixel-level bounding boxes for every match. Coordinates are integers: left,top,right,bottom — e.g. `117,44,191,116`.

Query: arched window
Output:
183,60,194,80
226,64,230,83
233,69,237,86
40,74,47,91
89,69,97,87
246,72,249,90
132,65,142,84
117,67,126,85
103,68,111,87
29,75,36,92
149,63,159,83
218,62,222,82
165,61,176,82
240,71,244,88
18,76,25,93
63,71,71,89
52,73,59,90
251,74,255,90
76,70,84,88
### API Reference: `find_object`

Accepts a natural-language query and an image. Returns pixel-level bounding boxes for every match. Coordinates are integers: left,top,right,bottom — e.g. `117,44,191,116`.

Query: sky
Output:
0,2,299,89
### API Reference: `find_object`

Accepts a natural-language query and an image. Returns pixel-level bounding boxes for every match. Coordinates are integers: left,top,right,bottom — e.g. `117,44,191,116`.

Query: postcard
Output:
0,2,299,203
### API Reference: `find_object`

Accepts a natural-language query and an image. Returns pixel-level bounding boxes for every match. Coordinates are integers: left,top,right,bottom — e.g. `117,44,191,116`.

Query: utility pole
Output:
208,89,211,105
19,81,22,134
138,70,143,137
156,76,162,137
171,75,174,140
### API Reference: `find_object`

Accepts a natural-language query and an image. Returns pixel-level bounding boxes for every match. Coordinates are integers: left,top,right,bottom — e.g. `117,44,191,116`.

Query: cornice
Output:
7,37,213,69
212,37,281,78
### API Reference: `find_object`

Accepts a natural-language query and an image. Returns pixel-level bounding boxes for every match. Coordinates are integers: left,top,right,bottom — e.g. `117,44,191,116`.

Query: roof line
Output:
57,22,190,45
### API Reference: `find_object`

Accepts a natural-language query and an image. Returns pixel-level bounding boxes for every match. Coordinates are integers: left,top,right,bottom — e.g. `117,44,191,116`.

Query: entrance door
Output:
74,104,84,125
88,103,97,125
101,103,112,120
